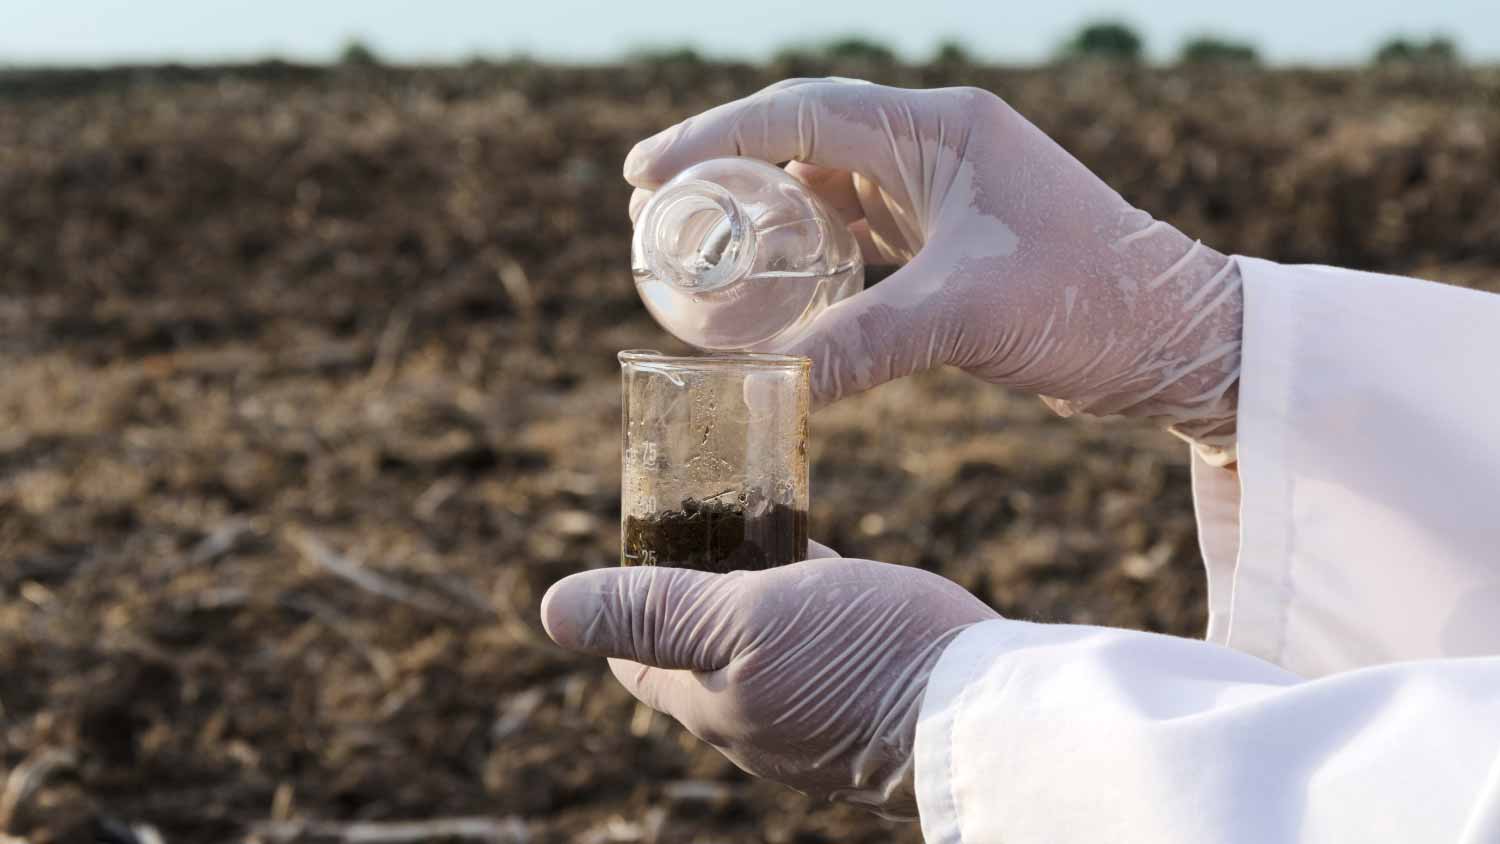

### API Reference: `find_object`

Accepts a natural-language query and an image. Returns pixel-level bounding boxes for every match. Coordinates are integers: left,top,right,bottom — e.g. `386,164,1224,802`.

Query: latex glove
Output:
540,543,1000,819
626,79,1242,457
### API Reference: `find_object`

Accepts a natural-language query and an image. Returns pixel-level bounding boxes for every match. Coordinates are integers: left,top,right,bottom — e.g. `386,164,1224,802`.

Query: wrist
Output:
1050,233,1244,451
1154,250,1243,452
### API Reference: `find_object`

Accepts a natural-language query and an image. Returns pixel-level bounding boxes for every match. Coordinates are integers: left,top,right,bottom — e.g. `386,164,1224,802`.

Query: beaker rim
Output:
618,349,811,370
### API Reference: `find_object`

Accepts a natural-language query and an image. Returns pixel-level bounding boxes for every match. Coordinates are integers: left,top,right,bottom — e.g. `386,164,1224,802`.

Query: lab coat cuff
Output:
914,618,1031,844
1190,255,1296,664
1220,256,1299,665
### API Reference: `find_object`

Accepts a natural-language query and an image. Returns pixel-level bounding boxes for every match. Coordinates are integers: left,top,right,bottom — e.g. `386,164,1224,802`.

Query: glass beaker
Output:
620,350,810,572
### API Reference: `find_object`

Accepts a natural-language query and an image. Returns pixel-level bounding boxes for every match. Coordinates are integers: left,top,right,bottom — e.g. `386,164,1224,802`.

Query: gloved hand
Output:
540,543,1001,819
626,79,1242,457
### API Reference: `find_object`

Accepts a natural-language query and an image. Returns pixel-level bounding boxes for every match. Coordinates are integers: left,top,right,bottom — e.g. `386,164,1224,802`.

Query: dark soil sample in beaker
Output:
622,493,809,573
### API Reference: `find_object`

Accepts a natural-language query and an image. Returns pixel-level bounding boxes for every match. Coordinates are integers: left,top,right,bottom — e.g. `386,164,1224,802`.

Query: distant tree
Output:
771,46,814,65
770,45,819,72
822,36,898,65
248,56,321,83
1374,35,1459,64
339,38,382,67
1061,20,1144,62
1375,37,1414,62
1429,36,1460,61
933,40,973,66
772,36,898,73
627,45,706,67
1179,36,1259,65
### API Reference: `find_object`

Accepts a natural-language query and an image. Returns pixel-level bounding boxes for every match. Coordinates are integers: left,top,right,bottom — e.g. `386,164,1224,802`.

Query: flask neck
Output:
641,181,757,294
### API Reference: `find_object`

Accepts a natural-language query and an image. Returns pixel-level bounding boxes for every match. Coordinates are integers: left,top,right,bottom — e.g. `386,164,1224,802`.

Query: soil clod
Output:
623,493,808,573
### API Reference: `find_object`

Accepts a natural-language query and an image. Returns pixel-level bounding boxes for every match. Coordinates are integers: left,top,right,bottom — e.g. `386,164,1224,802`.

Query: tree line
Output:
619,23,1465,69
334,22,1467,69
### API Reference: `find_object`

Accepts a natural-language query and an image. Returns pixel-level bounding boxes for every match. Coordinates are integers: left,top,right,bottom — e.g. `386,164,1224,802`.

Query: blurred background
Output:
3,2,1499,843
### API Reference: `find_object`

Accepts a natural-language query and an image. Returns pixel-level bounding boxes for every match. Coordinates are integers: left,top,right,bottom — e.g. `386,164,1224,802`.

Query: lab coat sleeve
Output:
1194,258,1500,676
914,620,1500,844
911,261,1500,841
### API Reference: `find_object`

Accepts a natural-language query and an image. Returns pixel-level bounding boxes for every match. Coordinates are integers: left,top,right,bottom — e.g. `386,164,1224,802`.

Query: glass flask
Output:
631,157,864,352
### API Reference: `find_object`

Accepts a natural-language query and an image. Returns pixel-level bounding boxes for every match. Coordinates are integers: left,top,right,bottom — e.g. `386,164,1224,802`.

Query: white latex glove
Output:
626,79,1242,457
540,542,1000,819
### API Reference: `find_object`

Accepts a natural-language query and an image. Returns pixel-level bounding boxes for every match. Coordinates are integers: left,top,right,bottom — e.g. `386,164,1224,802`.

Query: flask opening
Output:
643,181,756,293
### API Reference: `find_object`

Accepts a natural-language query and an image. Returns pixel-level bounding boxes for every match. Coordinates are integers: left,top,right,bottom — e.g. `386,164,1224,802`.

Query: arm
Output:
920,620,1500,844
1194,259,1500,675
626,80,1500,675
586,79,1500,838
541,558,1500,841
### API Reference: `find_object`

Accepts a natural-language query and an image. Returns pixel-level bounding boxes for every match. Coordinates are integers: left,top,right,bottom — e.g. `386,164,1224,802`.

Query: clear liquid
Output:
634,258,862,351
632,158,864,352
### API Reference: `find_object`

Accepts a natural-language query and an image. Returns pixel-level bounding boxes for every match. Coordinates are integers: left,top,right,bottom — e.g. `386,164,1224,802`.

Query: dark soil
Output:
623,495,808,572
1,60,1498,844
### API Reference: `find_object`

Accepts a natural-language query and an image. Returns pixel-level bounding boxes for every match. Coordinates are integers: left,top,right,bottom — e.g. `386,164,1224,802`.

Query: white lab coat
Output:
914,257,1500,843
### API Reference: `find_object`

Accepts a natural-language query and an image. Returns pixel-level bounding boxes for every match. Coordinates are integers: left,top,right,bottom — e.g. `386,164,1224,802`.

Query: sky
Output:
4,0,1498,66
